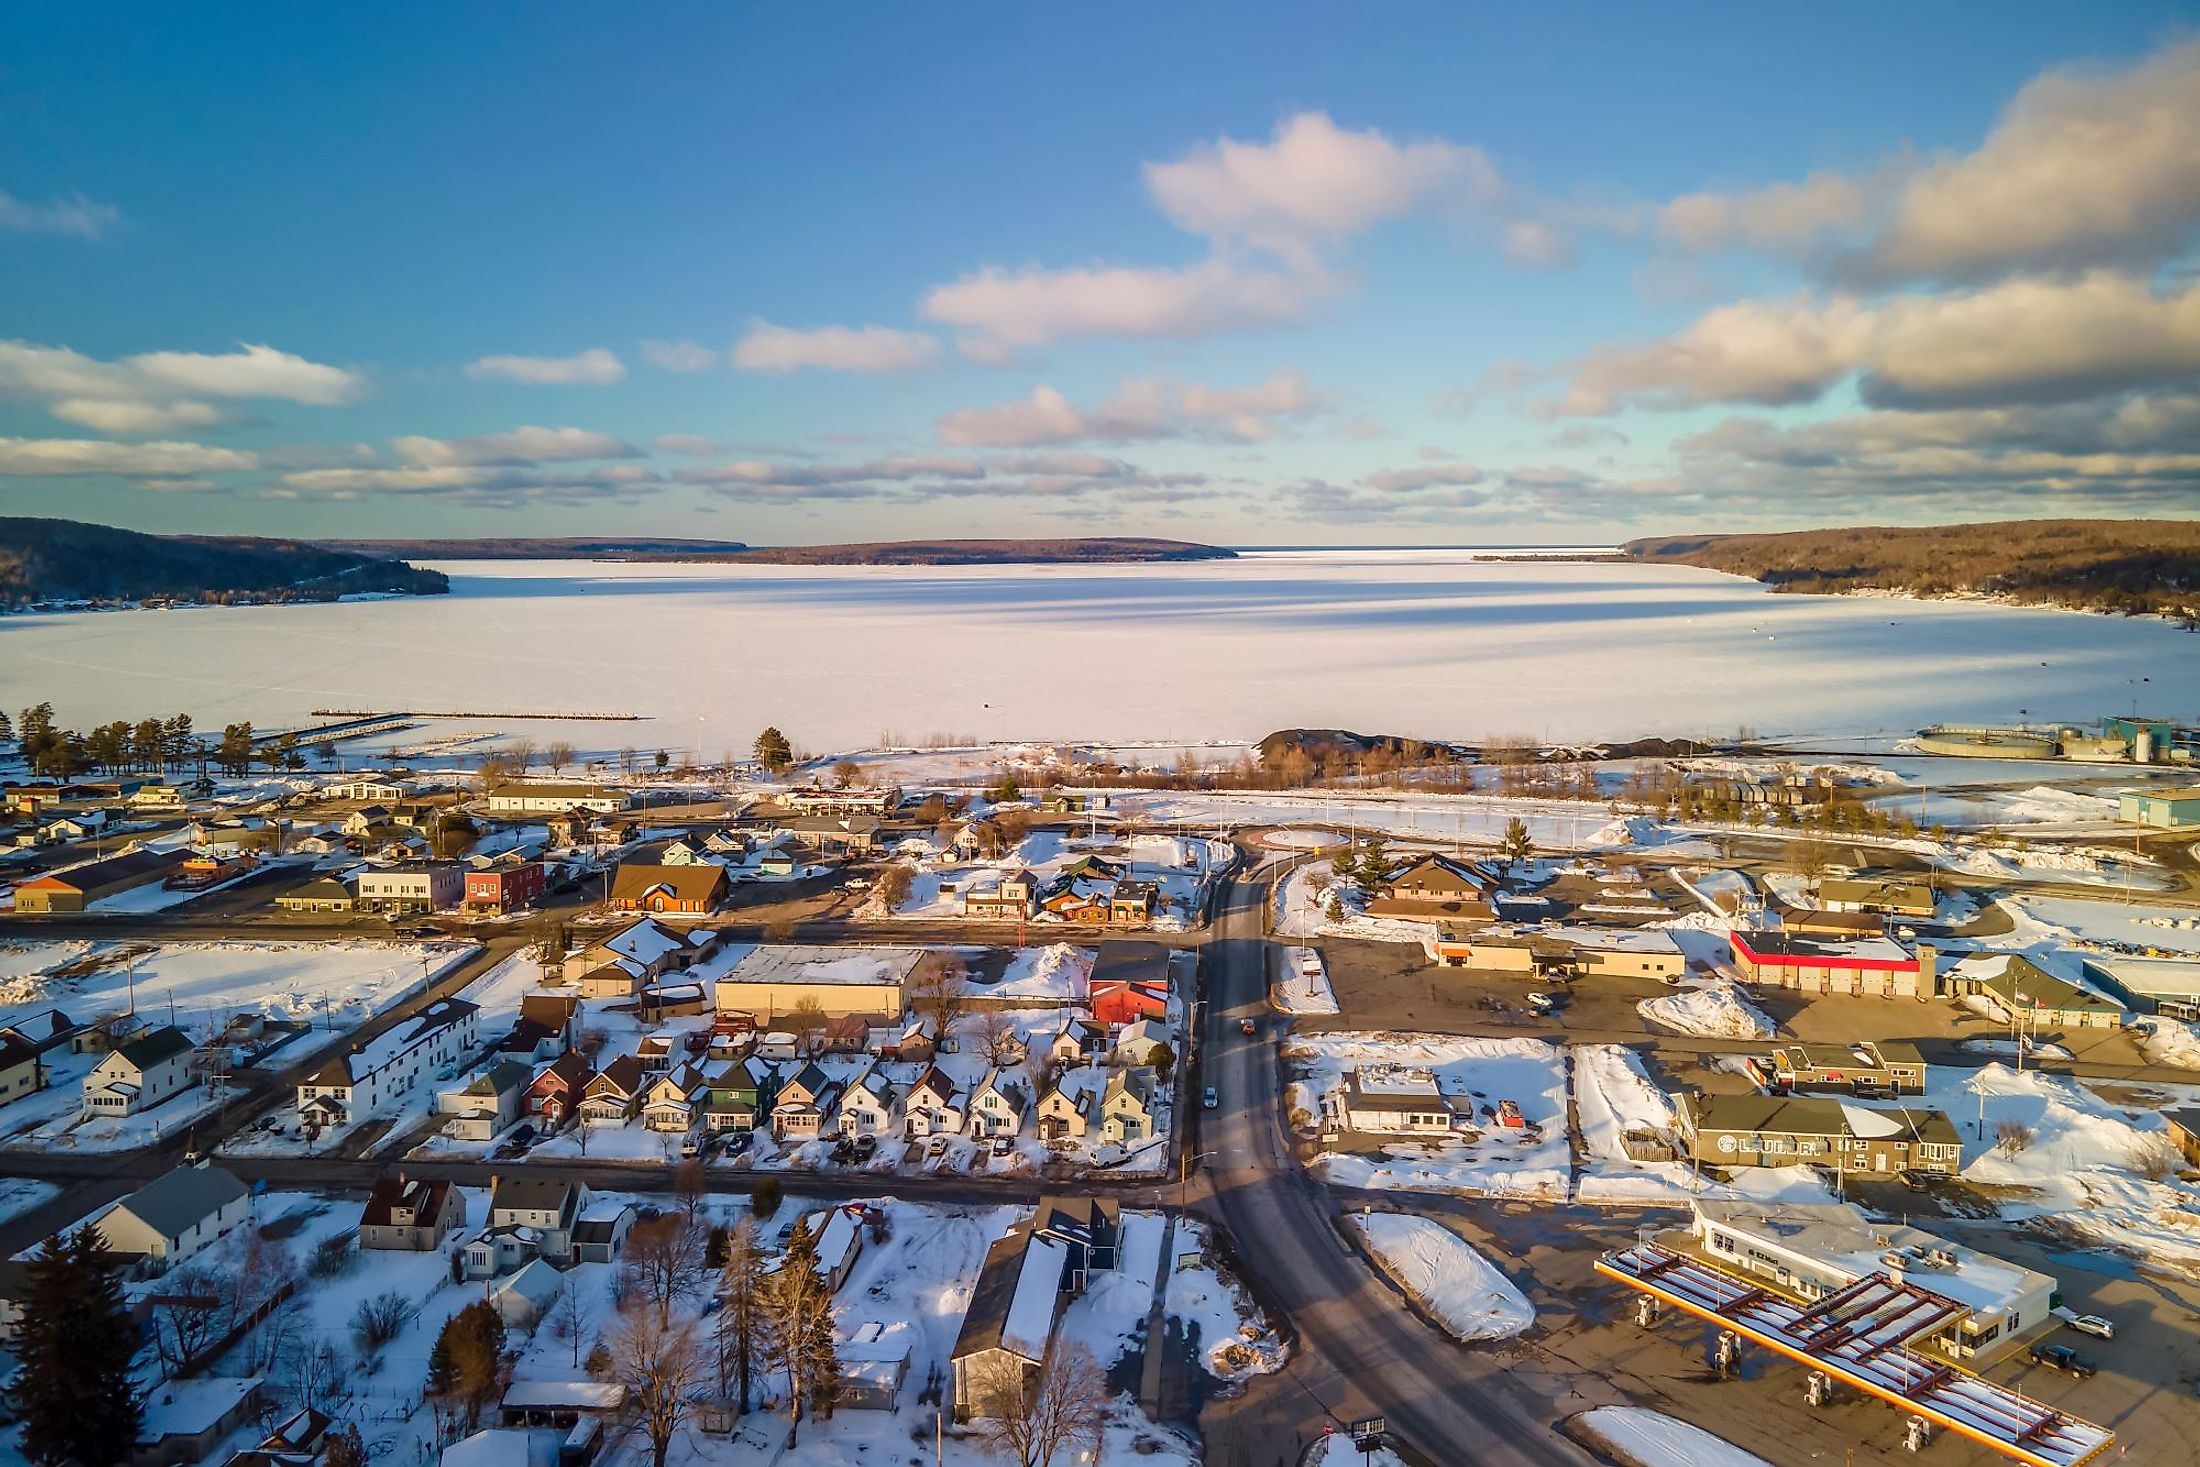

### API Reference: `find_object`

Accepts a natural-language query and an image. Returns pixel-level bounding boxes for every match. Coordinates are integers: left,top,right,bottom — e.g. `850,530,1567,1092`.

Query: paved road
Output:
1193,867,1594,1467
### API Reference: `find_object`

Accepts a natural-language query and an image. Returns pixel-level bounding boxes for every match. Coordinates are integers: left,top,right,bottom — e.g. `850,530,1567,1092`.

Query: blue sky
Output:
3,3,2197,545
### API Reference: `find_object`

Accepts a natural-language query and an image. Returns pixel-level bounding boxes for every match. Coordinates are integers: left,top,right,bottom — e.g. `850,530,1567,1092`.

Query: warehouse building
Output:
1729,930,1931,999
712,944,924,1021
2118,789,2200,829
12,849,184,914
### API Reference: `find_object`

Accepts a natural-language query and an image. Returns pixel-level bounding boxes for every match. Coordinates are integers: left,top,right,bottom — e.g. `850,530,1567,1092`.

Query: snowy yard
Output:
1289,1033,1571,1200
1349,1213,1534,1342
1271,945,1340,1015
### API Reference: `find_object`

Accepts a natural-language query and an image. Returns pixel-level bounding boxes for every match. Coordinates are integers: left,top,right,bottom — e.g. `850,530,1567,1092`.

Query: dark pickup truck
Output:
2028,1344,2096,1379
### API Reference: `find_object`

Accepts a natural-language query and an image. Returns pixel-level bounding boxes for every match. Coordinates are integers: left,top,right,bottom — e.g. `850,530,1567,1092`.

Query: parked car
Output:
2068,1314,2115,1340
2029,1344,2096,1378
927,1136,949,1157
1527,992,1560,1014
991,1136,1013,1157
1203,1086,1219,1109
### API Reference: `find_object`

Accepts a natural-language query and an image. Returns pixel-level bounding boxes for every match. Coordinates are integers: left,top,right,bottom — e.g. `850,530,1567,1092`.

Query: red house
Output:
524,1052,591,1124
1091,981,1169,1026
466,863,545,915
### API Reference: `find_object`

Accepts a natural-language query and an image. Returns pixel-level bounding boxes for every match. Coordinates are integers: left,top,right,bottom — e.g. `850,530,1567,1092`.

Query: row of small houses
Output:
957,855,1159,925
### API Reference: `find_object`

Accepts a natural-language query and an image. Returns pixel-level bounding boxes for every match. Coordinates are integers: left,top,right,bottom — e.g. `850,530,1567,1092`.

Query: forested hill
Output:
687,537,1235,565
0,517,448,607
1624,519,2200,623
314,536,752,559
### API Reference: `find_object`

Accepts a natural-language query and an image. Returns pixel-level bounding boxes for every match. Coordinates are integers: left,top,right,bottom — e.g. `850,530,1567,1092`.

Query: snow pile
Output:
1272,946,1339,1015
2133,1015,2200,1070
1164,1219,1286,1381
1571,1045,1691,1204
1637,982,1774,1039
1315,1440,1404,1467
979,943,1093,1002
1349,1213,1534,1342
1576,1407,1770,1467
1674,866,1752,918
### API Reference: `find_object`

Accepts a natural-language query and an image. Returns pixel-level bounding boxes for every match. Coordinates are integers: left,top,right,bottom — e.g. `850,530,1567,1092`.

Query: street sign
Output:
1350,1416,1386,1442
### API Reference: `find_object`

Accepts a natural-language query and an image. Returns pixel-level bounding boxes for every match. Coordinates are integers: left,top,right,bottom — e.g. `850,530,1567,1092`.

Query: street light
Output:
1179,1148,1218,1212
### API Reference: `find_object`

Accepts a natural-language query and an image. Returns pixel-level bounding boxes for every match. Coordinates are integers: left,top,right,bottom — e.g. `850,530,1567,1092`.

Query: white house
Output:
837,1067,901,1138
82,1025,195,1117
94,1164,251,1267
297,997,480,1131
331,776,418,804
902,1066,965,1137
485,782,630,816
355,862,464,913
492,1258,563,1327
967,1069,1027,1140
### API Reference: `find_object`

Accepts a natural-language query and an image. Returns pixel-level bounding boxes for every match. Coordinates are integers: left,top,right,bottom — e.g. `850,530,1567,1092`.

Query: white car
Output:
2069,1314,2114,1340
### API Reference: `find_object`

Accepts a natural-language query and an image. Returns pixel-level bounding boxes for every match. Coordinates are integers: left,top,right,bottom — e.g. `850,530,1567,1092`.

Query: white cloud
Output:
1650,39,2200,284
1363,463,1486,492
641,340,717,372
730,322,942,375
463,348,627,385
667,449,1203,505
0,437,256,476
0,340,364,434
0,189,119,240
1558,272,2200,414
46,399,225,434
938,370,1320,447
921,258,1336,359
1144,112,1494,263
1502,219,1576,270
391,426,642,467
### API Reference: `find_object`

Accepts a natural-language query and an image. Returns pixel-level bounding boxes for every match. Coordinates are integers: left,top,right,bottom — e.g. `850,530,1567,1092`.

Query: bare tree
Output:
784,996,827,1054
544,740,577,774
577,1025,610,1063
149,1268,227,1374
978,1008,1019,1066
829,759,863,789
509,739,538,771
673,1158,709,1228
909,950,968,1039
715,1216,766,1414
607,1309,707,1467
621,1214,708,1329
976,1341,1108,1467
349,1288,419,1370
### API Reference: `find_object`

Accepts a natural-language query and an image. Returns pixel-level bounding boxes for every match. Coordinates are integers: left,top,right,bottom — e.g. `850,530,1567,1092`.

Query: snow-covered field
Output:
1349,1213,1535,1341
971,942,1092,1002
1576,1407,1770,1467
7,552,2193,749
1272,945,1340,1015
1637,982,1775,1039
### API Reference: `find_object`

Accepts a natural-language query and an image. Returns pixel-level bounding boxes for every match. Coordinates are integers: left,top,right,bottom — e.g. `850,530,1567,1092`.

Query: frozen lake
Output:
3,550,2194,753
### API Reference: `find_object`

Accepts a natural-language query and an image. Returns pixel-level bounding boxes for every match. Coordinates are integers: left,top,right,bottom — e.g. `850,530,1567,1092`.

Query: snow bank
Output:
1576,1407,1770,1467
1272,946,1339,1015
1637,982,1774,1039
2134,1015,2200,1070
1349,1213,1534,1342
1165,1218,1286,1381
977,943,1092,1002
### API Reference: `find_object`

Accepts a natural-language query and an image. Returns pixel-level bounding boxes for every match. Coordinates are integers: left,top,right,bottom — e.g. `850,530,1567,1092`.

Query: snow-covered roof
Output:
139,1376,259,1441
601,917,691,965
721,944,926,988
1002,1235,1070,1361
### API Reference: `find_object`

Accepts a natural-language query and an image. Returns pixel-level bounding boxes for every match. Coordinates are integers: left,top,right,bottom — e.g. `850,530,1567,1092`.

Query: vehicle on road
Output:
2029,1344,2096,1378
1203,1086,1219,1109
1526,991,1560,1014
1239,1017,1258,1035
2068,1314,2114,1340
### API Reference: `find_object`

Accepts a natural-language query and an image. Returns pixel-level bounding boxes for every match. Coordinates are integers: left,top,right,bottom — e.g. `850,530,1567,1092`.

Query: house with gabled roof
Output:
563,915,713,998
295,997,480,1131
642,1065,709,1132
836,1066,901,1138
524,1052,591,1126
579,1055,645,1126
437,1060,534,1142
702,1057,770,1135
0,1032,43,1109
464,1173,587,1277
968,1069,1028,1140
902,1064,965,1137
1036,1068,1103,1143
1100,1067,1159,1143
82,1023,194,1117
610,861,728,915
1045,1015,1107,1068
771,1061,843,1141
359,1171,466,1251
95,1163,250,1266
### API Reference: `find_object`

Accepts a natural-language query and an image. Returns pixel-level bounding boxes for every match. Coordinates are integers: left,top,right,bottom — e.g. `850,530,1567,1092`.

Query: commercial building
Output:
712,943,923,1021
1763,1041,1927,1096
1940,952,2125,1030
1325,1063,1463,1134
1729,930,1930,998
1688,1200,2057,1363
609,861,728,914
1674,1092,1962,1176
2117,789,2200,828
484,782,630,816
11,849,184,914
465,863,545,914
1815,878,1937,919
1432,924,1686,981
276,875,355,913
355,861,464,913
2081,955,2200,1020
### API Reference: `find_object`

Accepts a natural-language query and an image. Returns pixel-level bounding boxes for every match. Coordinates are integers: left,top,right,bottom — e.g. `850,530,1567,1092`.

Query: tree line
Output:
7,703,305,779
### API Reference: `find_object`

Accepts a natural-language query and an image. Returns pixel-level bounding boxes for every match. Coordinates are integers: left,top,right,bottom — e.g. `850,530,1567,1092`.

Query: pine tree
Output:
716,1217,766,1413
16,1226,142,1467
764,1217,839,1442
427,1300,507,1431
753,727,794,774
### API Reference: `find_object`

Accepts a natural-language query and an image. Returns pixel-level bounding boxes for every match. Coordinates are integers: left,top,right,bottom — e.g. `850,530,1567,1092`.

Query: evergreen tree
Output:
426,1300,508,1430
15,1226,142,1467
715,1217,766,1414
752,727,793,773
217,722,255,777
1500,816,1535,871
764,1218,839,1441
0,708,13,747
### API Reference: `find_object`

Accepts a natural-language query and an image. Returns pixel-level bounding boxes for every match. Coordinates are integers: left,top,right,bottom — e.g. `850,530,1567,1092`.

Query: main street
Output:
1190,867,1595,1467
